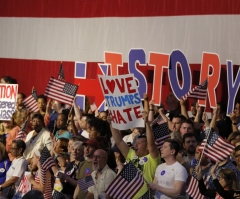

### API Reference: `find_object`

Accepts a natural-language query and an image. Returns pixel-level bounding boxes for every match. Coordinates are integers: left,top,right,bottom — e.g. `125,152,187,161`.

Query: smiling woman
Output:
0,140,28,199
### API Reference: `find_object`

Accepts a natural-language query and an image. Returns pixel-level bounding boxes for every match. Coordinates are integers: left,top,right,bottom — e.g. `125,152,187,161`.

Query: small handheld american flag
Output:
152,122,170,149
182,79,208,100
22,89,39,113
58,62,65,81
105,162,144,199
77,175,95,193
40,146,56,184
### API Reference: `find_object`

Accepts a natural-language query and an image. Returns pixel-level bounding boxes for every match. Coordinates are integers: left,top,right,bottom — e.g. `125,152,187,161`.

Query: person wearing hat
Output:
73,139,98,199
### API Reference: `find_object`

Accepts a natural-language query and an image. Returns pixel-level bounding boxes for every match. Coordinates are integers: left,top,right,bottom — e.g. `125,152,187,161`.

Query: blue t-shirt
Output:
0,159,11,184
55,130,72,140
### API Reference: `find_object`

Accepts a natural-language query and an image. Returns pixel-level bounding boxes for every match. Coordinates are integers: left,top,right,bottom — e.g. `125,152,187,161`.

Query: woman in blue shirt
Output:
0,142,11,184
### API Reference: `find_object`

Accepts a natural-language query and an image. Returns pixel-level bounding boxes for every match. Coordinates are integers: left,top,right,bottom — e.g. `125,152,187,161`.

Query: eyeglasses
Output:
93,155,106,160
10,147,19,151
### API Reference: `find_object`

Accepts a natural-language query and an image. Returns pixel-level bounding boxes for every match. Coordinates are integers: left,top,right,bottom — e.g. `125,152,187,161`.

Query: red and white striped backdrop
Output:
1,0,240,108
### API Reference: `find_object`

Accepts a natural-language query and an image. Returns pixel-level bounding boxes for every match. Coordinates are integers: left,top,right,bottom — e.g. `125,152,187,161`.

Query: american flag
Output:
22,89,39,113
58,62,65,81
52,190,66,199
90,102,97,111
77,175,95,193
152,122,170,149
44,77,78,106
198,129,235,162
186,168,208,199
15,117,28,140
105,162,144,199
40,146,56,184
182,79,208,100
139,190,153,199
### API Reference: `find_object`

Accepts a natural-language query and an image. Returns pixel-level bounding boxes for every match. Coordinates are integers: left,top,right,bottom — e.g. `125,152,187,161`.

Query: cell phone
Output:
236,190,240,194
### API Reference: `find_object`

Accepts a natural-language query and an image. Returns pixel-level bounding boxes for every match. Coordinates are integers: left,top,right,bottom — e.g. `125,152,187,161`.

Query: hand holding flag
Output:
58,62,65,81
182,79,208,100
44,77,79,106
22,88,39,113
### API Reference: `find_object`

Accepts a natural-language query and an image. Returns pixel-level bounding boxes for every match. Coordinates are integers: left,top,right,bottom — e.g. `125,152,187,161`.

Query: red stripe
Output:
0,0,240,18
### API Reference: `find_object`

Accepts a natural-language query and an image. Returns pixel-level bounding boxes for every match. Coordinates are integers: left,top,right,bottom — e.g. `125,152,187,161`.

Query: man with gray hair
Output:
57,141,85,197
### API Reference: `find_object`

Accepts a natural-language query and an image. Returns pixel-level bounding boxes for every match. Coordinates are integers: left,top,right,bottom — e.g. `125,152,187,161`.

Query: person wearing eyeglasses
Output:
85,149,116,199
0,140,28,198
196,162,239,199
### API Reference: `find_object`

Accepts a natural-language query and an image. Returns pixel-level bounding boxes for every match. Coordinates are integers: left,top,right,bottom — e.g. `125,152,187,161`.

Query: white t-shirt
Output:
154,161,188,199
6,156,28,186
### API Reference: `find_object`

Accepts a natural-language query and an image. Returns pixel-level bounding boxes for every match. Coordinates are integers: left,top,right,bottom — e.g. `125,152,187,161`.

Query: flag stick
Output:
198,85,211,164
66,83,79,124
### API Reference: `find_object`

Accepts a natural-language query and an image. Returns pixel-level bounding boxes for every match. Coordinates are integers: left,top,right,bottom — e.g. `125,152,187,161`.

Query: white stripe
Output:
0,16,240,63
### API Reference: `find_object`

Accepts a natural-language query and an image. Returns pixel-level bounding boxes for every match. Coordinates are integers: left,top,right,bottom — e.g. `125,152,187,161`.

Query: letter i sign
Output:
74,62,108,111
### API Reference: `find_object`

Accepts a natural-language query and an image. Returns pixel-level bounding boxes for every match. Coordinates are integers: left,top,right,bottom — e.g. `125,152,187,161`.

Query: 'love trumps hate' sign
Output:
98,74,144,130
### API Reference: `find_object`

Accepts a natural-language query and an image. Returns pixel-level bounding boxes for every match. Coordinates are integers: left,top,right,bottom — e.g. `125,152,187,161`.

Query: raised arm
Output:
194,103,203,123
108,116,129,158
230,112,239,132
210,108,219,133
143,111,159,159
148,99,155,123
143,93,149,113
73,100,82,122
180,99,189,119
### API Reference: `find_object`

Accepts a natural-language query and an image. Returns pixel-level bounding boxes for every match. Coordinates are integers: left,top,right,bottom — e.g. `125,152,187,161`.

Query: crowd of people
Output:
0,75,240,199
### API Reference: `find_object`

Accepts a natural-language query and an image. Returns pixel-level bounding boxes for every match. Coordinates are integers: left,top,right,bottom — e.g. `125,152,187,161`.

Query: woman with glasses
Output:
0,140,28,198
196,162,239,199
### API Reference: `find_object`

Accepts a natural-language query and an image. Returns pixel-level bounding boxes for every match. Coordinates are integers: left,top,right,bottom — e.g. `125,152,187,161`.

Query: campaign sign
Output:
0,84,18,120
98,74,144,130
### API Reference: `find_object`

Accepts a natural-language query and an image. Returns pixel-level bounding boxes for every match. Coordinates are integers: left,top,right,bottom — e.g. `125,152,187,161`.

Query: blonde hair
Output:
11,109,28,128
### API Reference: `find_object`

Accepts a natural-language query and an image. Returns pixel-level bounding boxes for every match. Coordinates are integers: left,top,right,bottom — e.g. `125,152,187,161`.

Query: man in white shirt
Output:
149,139,188,199
86,149,116,199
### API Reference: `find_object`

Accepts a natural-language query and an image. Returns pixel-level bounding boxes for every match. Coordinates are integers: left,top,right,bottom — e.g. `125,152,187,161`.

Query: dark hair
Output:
219,169,239,190
57,138,69,153
182,132,197,143
22,190,44,199
217,101,227,115
18,92,26,99
235,145,240,153
236,99,240,105
37,94,47,103
32,113,45,127
1,76,17,84
172,114,186,121
180,119,194,128
58,112,68,122
164,139,180,156
12,139,26,155
83,114,96,124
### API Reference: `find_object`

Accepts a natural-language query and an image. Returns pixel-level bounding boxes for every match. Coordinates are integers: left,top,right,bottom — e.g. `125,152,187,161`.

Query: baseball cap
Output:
82,139,99,149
